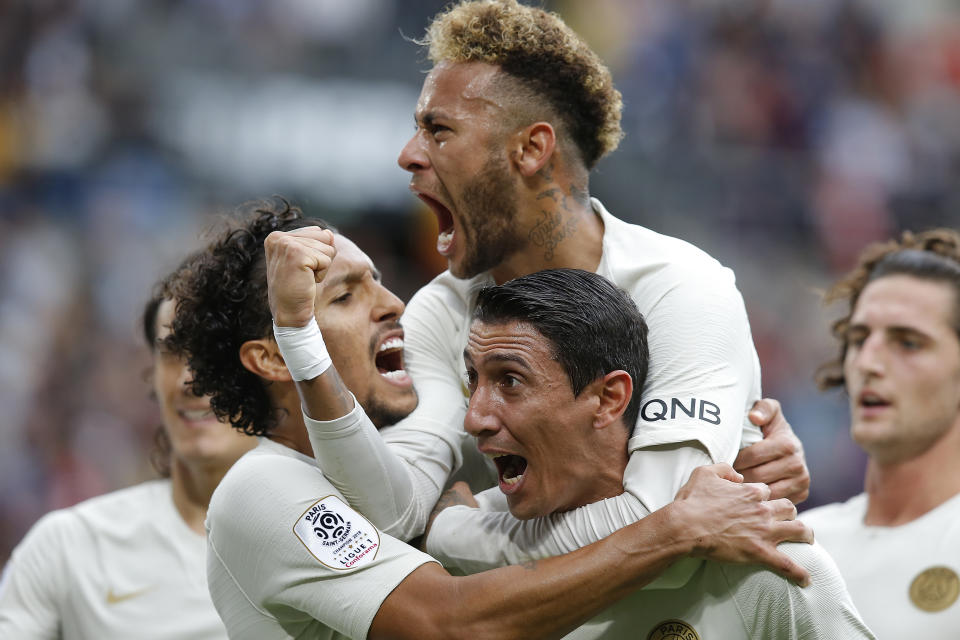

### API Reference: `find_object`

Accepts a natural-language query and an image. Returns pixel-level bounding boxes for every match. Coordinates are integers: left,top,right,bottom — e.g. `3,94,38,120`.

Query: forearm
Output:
300,384,463,539
295,367,355,421
426,446,707,572
372,505,692,640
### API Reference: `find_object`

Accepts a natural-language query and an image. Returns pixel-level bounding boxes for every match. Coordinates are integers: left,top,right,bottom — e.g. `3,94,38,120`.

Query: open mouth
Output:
417,193,456,255
491,453,528,490
375,336,408,382
858,391,890,409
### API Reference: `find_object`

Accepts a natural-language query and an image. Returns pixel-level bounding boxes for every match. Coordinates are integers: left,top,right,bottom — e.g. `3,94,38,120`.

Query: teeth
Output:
503,473,523,485
181,409,213,420
437,229,454,253
379,337,403,352
380,369,407,380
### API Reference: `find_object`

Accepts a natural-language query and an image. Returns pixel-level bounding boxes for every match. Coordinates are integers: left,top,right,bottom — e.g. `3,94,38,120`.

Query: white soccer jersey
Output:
802,492,960,639
205,438,436,640
562,542,874,639
307,199,762,548
0,480,226,640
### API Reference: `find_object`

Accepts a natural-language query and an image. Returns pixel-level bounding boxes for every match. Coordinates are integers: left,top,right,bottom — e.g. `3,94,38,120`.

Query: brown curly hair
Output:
816,228,960,390
165,198,334,436
419,0,623,169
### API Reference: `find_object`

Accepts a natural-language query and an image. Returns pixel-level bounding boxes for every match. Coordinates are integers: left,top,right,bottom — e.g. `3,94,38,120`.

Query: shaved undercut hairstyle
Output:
817,228,960,390
473,268,648,427
419,0,623,169
165,198,335,437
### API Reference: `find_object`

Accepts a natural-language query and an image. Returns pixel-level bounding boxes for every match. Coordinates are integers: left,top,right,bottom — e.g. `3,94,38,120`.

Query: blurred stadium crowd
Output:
1,0,958,564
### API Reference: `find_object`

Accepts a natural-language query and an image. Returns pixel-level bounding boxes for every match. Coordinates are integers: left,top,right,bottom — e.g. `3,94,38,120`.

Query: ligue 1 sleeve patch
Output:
293,495,381,570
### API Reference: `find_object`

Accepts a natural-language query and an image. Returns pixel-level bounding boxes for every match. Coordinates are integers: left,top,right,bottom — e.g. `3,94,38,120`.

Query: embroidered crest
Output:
293,495,381,570
909,566,960,612
646,619,700,640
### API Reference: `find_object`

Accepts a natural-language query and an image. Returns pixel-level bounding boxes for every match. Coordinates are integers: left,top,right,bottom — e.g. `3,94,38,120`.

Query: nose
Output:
373,283,405,323
397,131,428,173
464,385,501,438
849,333,886,378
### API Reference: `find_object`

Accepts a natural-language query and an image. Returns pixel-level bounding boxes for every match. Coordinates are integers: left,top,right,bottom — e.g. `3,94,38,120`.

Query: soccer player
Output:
167,200,814,639
801,228,960,637
428,267,874,638
0,261,255,639
301,0,810,574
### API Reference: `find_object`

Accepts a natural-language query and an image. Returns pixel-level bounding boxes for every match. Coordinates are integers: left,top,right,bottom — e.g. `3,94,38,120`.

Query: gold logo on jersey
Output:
909,566,960,612
106,586,151,604
647,619,700,640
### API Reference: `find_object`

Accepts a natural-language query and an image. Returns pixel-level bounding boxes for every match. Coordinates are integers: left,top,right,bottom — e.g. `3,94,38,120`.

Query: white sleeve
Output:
206,453,437,640
0,512,71,639
303,393,462,541
426,446,711,577
302,278,471,541
728,542,876,639
428,270,759,571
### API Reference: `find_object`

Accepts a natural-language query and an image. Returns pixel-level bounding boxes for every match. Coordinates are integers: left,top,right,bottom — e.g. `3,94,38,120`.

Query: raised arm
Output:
265,227,465,540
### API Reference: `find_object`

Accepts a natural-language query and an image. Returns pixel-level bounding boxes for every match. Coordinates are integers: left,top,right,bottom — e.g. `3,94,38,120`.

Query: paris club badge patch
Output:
293,495,381,570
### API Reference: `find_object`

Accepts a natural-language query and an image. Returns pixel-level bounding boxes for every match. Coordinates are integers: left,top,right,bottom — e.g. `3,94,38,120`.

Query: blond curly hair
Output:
419,0,623,169
817,228,960,390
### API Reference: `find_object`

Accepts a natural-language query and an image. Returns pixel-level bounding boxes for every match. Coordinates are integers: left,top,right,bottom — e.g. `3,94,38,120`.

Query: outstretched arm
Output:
372,464,813,640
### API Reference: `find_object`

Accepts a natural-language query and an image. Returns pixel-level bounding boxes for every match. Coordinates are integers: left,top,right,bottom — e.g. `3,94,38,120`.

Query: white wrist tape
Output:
273,318,332,381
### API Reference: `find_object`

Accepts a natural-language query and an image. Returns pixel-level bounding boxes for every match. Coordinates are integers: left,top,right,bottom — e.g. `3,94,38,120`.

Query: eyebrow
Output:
462,349,532,370
323,265,381,291
846,323,931,339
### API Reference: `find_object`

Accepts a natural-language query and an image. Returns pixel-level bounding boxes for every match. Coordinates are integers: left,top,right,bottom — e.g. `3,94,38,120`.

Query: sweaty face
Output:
153,300,254,468
398,61,526,279
462,319,621,519
313,234,418,429
843,275,960,465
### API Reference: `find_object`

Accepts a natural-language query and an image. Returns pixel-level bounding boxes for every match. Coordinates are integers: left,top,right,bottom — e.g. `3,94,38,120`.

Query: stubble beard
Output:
451,154,526,279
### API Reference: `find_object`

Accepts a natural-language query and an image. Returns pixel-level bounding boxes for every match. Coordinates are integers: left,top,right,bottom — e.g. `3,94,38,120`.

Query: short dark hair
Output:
817,228,960,390
165,198,334,436
473,268,648,427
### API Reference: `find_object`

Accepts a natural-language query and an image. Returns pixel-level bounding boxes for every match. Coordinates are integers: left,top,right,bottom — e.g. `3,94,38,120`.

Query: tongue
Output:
500,454,527,481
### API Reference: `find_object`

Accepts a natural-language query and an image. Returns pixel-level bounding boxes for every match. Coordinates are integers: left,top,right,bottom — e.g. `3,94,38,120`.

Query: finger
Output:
288,226,335,244
736,428,803,471
748,397,782,427
766,497,798,521
774,518,814,545
760,546,812,587
738,454,796,484
743,481,771,501
704,463,743,483
764,474,811,504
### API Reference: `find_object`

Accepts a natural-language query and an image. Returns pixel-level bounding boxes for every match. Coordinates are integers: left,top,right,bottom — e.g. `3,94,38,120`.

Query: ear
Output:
593,370,633,430
239,338,293,382
509,122,556,178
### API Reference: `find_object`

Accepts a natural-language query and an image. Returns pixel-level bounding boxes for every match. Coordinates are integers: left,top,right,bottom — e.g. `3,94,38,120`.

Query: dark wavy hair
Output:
816,228,960,390
165,198,334,436
473,268,648,427
420,0,623,169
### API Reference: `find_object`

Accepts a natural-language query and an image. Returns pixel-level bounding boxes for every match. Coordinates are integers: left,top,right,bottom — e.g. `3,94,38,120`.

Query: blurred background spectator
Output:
1,0,957,565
